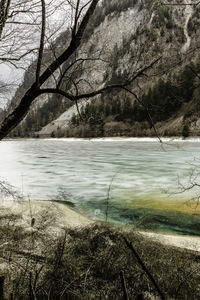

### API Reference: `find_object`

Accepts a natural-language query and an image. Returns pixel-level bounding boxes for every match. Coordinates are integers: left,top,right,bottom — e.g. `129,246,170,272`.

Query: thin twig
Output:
124,238,165,300
120,271,129,300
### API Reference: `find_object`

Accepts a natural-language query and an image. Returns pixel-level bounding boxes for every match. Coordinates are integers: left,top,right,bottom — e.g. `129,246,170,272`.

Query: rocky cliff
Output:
8,0,200,138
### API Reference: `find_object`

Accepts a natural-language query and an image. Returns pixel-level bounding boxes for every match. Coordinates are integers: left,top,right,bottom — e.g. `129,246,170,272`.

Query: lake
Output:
1,137,200,235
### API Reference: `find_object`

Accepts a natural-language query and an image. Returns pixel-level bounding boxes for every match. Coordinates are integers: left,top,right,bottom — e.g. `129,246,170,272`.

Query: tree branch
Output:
0,1,161,140
0,0,99,140
121,87,162,143
35,0,46,85
72,0,80,38
0,48,38,62
124,238,165,300
38,0,99,86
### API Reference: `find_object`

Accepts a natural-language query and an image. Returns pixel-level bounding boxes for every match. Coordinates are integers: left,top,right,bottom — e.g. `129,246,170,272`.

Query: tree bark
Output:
0,0,10,38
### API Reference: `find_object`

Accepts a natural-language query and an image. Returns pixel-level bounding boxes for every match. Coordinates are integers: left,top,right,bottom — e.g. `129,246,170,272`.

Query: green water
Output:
1,137,200,235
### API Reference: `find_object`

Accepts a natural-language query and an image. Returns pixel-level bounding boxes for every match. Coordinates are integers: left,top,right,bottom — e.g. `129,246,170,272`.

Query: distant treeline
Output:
61,61,200,138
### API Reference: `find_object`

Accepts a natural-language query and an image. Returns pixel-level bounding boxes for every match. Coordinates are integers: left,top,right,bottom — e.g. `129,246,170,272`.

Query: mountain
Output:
8,0,200,138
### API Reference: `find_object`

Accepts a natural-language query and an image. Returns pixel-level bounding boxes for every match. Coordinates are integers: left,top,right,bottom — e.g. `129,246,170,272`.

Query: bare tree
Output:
0,0,162,140
0,0,71,109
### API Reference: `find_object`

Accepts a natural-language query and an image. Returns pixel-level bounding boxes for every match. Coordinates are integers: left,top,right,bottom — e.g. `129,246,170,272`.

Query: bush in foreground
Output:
0,219,200,299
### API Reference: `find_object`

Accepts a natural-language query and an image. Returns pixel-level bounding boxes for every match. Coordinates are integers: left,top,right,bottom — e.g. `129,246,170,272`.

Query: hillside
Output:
8,0,200,138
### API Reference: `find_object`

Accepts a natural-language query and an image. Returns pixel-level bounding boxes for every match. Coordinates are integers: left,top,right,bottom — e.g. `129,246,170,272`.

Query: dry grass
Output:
0,218,200,299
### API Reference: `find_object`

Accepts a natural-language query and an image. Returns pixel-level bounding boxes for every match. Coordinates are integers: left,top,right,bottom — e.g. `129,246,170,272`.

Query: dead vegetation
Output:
0,215,200,299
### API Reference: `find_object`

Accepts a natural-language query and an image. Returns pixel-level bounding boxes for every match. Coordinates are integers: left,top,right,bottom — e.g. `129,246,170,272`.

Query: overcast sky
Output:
0,0,78,108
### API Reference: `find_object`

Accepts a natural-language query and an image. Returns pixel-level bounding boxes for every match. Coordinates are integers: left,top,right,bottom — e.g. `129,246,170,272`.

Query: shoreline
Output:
140,231,200,252
0,199,92,229
3,136,200,142
1,199,200,252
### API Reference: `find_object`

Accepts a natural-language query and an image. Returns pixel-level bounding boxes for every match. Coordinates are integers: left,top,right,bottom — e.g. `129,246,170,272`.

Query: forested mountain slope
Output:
8,0,200,138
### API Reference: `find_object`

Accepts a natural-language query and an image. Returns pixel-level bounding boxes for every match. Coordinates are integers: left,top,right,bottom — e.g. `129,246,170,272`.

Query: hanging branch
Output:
35,0,46,86
0,0,162,141
0,0,99,140
72,0,80,38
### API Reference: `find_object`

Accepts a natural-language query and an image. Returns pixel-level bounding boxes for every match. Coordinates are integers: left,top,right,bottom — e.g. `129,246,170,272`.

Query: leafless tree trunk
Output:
0,0,10,38
0,0,100,139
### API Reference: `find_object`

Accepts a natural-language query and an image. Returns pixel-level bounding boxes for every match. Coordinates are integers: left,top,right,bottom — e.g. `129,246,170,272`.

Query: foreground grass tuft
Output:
0,219,200,299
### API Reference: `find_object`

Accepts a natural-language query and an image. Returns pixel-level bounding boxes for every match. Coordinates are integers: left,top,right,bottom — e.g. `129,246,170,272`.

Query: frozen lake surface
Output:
1,137,200,235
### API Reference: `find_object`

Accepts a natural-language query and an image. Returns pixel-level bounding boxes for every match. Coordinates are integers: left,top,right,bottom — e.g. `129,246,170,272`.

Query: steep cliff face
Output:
8,0,200,138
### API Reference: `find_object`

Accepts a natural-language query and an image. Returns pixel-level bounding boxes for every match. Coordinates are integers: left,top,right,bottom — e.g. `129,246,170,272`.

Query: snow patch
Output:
181,0,193,53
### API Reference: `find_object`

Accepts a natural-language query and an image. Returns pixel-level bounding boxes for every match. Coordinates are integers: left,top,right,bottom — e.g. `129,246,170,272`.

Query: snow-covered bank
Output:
140,231,200,252
43,136,200,143
4,136,200,143
1,199,200,252
0,200,92,230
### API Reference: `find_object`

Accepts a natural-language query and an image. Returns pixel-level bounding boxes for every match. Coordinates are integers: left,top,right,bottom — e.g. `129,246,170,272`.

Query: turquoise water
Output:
1,138,200,235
